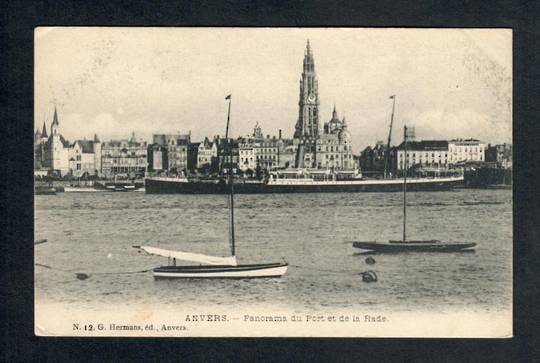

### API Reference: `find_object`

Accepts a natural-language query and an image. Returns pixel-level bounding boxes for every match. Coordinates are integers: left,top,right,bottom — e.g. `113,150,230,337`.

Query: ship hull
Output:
145,176,464,194
352,241,476,252
153,263,288,279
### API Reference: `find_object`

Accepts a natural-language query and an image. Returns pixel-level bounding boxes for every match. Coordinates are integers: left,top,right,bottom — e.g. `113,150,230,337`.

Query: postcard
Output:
34,27,512,337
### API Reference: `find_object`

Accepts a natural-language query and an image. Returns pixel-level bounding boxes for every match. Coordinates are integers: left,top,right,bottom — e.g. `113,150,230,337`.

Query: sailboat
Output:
134,95,288,278
352,126,476,253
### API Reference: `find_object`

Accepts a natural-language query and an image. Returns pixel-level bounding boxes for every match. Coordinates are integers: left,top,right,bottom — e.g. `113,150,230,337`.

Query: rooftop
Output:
397,140,449,151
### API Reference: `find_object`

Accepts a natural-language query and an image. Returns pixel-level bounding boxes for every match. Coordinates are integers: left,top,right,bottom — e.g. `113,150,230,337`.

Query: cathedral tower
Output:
294,40,320,139
294,40,320,168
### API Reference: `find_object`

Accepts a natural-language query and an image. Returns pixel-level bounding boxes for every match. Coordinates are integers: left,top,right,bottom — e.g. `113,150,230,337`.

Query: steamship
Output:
145,169,464,194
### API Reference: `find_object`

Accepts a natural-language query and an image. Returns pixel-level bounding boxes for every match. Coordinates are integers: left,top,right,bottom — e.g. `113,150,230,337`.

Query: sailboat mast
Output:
403,125,407,242
224,95,235,256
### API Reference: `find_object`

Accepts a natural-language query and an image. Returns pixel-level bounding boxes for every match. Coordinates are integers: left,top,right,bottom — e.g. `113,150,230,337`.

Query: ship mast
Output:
384,95,396,178
403,125,407,242
224,95,235,256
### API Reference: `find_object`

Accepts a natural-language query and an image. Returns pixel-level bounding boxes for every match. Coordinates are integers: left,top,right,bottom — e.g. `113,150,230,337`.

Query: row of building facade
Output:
35,41,510,179
34,107,348,178
34,106,510,179
35,116,148,178
359,137,511,176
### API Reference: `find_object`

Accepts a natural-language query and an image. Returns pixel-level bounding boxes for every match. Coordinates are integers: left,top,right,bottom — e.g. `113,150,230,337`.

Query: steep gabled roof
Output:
59,135,71,148
74,140,95,153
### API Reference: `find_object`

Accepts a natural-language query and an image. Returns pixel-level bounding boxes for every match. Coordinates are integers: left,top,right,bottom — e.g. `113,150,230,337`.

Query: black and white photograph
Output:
34,27,512,337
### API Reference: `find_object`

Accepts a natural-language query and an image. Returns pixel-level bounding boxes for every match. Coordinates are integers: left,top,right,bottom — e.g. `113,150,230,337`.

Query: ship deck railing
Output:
267,175,464,185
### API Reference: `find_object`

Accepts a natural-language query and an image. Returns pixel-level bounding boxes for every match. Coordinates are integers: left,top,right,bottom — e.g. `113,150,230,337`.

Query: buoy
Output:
361,271,378,282
75,273,90,280
365,257,376,265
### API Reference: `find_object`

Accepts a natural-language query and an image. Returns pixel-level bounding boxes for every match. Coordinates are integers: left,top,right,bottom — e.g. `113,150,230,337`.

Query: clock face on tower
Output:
308,93,316,102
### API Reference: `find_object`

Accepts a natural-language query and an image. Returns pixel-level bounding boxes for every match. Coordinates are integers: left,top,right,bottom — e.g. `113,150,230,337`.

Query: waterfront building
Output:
152,133,191,172
278,139,296,169
359,141,387,175
395,140,449,171
316,107,354,169
187,142,200,172
238,137,256,172
216,137,239,171
34,121,49,170
254,135,281,170
486,143,512,168
147,144,168,173
448,139,485,164
238,124,293,172
33,108,77,176
197,137,217,169
40,108,71,175
34,108,103,177
68,135,101,178
101,132,147,178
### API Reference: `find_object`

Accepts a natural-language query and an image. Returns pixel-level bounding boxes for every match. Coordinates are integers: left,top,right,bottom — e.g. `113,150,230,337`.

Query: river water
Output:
35,189,512,314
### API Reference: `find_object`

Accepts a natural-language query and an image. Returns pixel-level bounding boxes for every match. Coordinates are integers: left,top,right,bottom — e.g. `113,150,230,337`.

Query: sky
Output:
35,27,512,152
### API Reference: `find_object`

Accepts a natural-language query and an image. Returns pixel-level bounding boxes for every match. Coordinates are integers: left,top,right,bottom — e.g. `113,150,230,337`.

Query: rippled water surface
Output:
35,189,512,313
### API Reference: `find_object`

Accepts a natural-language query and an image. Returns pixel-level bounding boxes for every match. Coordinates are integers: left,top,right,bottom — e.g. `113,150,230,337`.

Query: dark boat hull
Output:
153,262,288,278
145,176,464,194
35,187,57,195
352,241,476,252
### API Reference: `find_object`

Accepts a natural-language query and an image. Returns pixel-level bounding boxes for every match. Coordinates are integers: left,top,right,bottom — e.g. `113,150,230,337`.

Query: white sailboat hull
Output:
153,263,288,279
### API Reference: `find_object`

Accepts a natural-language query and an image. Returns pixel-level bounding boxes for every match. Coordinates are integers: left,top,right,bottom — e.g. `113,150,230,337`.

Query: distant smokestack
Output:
279,129,282,139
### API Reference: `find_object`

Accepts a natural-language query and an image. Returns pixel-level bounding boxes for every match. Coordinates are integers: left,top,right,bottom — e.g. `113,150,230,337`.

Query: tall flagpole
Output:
224,95,235,256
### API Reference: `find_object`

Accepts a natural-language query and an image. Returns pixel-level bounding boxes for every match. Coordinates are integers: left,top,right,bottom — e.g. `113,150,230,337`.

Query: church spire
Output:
41,121,48,138
51,106,60,135
332,104,338,120
52,106,59,126
303,39,315,73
